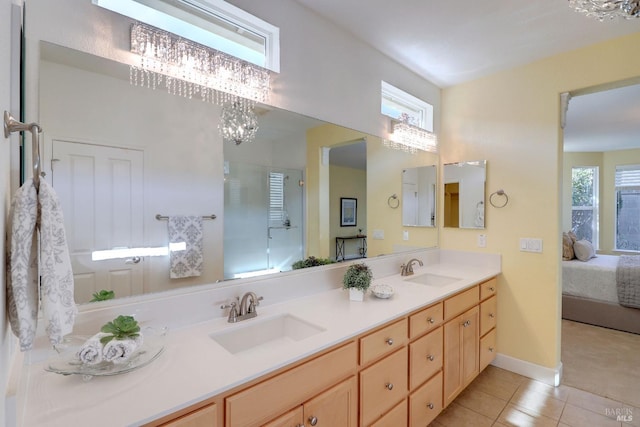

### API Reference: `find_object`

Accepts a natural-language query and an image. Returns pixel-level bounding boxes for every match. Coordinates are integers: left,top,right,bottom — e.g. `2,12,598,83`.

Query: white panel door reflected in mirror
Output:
402,165,436,227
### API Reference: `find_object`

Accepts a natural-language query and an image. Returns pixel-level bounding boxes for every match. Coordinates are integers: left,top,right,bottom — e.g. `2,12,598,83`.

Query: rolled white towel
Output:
102,335,143,364
76,333,108,365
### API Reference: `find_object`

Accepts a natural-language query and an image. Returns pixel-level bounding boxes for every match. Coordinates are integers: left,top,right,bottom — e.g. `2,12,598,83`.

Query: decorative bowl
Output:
370,284,394,299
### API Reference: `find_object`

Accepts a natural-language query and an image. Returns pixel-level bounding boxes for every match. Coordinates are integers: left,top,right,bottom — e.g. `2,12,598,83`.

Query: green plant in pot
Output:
343,263,373,301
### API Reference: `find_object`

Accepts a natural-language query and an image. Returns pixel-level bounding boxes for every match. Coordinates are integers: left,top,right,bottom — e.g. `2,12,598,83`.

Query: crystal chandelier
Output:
383,114,438,154
218,102,259,145
568,0,640,20
129,23,271,108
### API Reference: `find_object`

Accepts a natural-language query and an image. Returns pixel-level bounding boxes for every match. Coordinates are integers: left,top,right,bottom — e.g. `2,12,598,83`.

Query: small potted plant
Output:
343,262,373,301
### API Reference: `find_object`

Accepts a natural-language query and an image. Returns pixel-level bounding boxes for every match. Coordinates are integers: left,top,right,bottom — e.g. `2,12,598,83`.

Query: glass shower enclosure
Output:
224,161,304,279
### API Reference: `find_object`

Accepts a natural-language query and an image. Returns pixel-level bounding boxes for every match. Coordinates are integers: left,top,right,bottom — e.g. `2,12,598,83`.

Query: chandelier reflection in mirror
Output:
383,114,438,154
568,0,640,20
129,23,271,107
219,102,259,145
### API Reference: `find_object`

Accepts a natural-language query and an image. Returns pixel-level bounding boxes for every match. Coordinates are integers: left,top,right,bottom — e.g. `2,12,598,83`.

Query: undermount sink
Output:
210,314,325,354
405,273,461,287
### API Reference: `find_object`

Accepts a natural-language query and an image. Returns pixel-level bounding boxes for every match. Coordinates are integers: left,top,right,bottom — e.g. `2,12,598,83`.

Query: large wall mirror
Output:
443,160,486,229
402,165,436,227
25,1,439,305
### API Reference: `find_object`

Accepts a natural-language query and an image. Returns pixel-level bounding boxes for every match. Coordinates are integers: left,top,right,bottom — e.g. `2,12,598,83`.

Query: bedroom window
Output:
571,166,599,248
615,165,640,251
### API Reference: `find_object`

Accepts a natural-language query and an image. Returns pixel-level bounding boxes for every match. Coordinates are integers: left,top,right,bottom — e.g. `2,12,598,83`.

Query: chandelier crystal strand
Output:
568,0,640,20
129,22,271,106
385,113,438,153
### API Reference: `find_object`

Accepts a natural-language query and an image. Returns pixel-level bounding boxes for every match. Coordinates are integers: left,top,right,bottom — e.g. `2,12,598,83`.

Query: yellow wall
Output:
442,32,640,370
306,124,439,260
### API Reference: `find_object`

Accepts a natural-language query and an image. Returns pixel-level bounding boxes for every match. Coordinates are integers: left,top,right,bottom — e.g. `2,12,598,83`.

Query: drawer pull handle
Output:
385,382,394,390
427,403,435,410
489,347,494,352
489,287,495,291
489,313,495,318
463,320,471,327
427,354,435,362
427,317,435,324
308,416,318,426
386,338,394,346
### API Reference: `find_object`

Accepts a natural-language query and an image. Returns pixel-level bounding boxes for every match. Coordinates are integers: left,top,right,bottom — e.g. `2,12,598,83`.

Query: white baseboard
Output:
491,353,563,387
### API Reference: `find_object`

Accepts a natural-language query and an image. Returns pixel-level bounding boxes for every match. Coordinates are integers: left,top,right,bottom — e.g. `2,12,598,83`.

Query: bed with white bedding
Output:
562,254,640,334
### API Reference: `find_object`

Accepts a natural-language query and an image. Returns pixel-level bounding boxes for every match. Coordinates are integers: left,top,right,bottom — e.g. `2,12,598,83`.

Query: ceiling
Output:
291,0,640,153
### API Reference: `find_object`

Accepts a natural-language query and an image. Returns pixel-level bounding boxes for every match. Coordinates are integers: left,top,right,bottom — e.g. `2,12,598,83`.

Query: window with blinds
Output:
269,172,285,223
615,165,640,251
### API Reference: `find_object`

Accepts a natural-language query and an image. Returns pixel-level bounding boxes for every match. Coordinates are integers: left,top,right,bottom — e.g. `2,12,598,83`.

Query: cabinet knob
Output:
489,313,495,318
385,382,394,390
463,320,471,327
427,317,435,324
427,403,435,410
386,338,394,346
489,347,494,352
427,354,435,362
489,287,495,292
308,416,318,426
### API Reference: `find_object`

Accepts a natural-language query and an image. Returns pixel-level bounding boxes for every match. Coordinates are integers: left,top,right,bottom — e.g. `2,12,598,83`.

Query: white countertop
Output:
16,255,500,427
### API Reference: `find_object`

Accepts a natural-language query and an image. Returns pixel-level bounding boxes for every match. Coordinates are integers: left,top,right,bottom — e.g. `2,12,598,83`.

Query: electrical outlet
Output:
478,234,486,248
373,229,384,240
403,230,409,241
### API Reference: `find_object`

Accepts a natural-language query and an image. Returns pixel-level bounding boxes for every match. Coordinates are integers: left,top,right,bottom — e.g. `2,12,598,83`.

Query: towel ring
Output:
489,189,509,208
387,194,399,209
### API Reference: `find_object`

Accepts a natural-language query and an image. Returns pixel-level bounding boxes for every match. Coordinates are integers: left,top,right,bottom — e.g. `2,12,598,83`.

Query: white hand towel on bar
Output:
38,179,77,346
6,178,77,351
7,179,39,351
167,215,203,279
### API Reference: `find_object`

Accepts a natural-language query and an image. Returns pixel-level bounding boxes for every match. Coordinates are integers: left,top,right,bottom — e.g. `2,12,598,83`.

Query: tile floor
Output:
430,365,638,427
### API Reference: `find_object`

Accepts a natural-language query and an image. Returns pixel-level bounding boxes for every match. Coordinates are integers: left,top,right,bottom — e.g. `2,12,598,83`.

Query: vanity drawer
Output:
480,328,497,371
409,326,443,390
480,278,498,301
480,296,497,337
225,342,357,427
409,371,443,427
370,400,407,427
360,347,408,426
162,403,217,427
444,286,479,321
409,302,443,339
360,319,408,365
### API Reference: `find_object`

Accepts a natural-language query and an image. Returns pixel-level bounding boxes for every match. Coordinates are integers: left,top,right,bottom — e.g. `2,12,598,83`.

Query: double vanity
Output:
11,249,500,426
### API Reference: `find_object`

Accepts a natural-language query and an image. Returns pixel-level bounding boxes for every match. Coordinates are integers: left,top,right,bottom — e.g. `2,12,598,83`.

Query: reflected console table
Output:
335,235,367,261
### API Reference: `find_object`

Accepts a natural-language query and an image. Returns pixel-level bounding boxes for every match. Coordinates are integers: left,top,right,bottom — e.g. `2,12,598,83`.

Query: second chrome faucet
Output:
400,258,423,276
221,291,264,323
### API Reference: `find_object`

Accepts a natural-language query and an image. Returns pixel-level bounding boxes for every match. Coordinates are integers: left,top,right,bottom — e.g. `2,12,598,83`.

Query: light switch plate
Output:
403,230,409,241
373,229,384,240
478,234,486,248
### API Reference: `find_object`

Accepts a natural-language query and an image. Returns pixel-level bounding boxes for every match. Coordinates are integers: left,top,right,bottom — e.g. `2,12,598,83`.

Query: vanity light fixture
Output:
384,114,438,154
568,0,640,20
129,22,271,108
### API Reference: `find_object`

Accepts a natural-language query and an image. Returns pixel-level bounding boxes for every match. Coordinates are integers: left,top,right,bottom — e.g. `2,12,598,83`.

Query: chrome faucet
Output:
400,258,423,276
221,292,264,323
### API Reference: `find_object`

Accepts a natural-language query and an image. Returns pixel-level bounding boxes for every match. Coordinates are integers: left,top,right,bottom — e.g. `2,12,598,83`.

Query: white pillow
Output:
573,239,596,262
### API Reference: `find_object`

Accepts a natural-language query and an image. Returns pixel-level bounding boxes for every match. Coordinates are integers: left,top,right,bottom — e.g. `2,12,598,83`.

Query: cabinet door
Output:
443,306,479,407
370,400,408,427
480,328,497,372
409,371,442,427
480,296,497,337
262,407,303,427
162,403,217,427
304,377,357,427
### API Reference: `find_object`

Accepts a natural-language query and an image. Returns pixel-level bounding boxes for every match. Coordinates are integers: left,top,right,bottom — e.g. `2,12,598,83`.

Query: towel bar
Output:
155,214,217,220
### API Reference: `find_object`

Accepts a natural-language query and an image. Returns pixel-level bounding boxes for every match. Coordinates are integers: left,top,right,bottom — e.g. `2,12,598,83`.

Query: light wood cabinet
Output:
480,328,497,372
370,401,407,427
409,302,443,339
409,371,443,427
360,319,408,365
161,403,217,427
409,327,443,390
480,296,497,337
443,305,479,406
262,407,303,427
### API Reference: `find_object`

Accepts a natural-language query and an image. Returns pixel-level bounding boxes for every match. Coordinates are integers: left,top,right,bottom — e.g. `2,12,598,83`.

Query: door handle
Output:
125,256,141,264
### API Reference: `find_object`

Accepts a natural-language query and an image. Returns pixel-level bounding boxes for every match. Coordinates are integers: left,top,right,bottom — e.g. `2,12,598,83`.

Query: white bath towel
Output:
7,179,39,351
77,333,107,365
102,336,143,364
167,215,203,279
6,178,77,351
